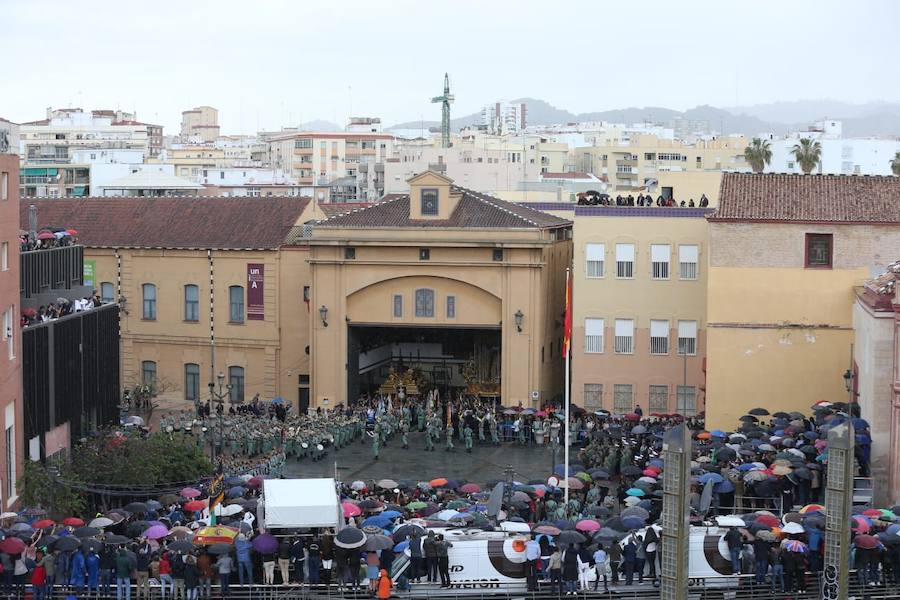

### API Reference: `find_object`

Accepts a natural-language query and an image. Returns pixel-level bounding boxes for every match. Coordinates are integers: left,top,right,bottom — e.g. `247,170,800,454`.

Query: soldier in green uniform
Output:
372,419,381,460
463,422,473,453
424,415,435,451
400,419,409,450
417,406,426,432
445,422,455,452
489,414,501,446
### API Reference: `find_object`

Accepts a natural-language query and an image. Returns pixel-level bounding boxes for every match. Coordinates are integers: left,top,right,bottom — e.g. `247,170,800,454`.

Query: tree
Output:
792,138,822,174
17,460,86,519
744,138,772,173
891,151,900,176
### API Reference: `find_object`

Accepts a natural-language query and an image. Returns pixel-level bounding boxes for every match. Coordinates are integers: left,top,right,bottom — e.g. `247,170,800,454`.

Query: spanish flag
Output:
563,268,572,356
208,471,225,525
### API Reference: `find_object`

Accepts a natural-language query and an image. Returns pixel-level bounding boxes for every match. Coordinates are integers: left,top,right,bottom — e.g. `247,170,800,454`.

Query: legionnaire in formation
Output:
445,422,455,452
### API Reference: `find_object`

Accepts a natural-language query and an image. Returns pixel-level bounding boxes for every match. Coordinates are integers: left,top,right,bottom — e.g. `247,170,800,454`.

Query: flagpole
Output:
563,267,571,507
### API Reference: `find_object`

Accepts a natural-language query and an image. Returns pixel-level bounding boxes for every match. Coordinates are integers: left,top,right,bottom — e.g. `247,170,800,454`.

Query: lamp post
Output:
208,371,232,465
549,420,561,474
319,305,329,327
842,368,856,417
514,309,524,333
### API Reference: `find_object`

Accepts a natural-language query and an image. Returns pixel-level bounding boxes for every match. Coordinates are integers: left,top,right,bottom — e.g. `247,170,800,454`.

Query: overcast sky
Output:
3,0,898,133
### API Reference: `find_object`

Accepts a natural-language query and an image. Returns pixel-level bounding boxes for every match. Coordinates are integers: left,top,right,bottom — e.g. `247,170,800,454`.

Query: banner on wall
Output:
247,263,264,320
83,260,96,288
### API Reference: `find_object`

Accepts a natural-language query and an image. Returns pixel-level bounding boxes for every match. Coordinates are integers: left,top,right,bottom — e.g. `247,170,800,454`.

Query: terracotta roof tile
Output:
712,173,900,223
318,186,570,229
20,196,310,250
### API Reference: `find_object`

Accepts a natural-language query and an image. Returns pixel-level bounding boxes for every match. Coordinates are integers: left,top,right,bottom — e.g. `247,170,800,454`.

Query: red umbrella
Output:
62,517,85,527
624,413,641,421
37,232,55,240
863,509,882,519
0,537,25,554
854,534,879,549
21,307,37,318
247,476,265,489
65,229,78,235
755,515,781,529
429,478,448,488
460,483,481,494
342,502,362,518
181,487,201,499
184,500,207,512
33,519,55,529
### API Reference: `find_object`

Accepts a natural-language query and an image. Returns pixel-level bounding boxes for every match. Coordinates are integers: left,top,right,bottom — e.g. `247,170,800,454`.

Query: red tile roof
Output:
319,186,571,229
20,196,310,250
541,172,594,180
712,173,900,224
320,202,369,218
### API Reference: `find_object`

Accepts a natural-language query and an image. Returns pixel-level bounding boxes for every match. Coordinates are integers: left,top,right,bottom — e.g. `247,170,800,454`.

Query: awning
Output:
71,186,86,197
23,168,59,177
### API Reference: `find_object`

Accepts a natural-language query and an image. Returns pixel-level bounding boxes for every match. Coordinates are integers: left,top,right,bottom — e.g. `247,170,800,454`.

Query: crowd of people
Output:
576,192,711,208
20,228,80,252
20,291,105,328
0,393,886,599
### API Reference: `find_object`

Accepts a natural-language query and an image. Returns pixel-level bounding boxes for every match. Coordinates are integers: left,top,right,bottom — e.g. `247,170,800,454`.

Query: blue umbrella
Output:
738,464,757,471
625,488,645,497
698,473,724,485
393,540,409,552
381,511,401,520
714,480,735,494
554,465,574,477
621,516,646,530
226,486,245,498
225,477,244,487
710,430,726,438
852,418,870,430
272,397,285,405
802,431,819,440
362,515,392,529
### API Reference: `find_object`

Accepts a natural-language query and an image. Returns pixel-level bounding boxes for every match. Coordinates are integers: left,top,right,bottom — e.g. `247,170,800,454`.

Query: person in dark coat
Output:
622,538,637,585
562,547,579,595
184,554,199,598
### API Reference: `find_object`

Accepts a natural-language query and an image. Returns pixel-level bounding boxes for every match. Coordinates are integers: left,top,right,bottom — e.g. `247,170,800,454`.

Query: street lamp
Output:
319,305,329,327
843,368,856,416
514,309,524,333
208,371,233,464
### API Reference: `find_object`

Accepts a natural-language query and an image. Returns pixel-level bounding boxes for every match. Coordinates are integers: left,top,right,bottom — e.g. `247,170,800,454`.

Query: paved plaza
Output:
283,430,562,484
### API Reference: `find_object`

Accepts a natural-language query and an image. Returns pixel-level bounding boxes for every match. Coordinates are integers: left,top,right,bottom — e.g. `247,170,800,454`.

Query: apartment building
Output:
267,130,395,201
576,134,748,193
384,131,570,194
481,101,527,135
19,108,162,159
180,106,220,142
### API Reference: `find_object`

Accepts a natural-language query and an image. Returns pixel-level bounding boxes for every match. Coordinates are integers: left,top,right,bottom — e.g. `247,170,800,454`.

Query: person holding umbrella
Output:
69,547,87,596
115,547,133,600
215,550,233,598
86,547,101,596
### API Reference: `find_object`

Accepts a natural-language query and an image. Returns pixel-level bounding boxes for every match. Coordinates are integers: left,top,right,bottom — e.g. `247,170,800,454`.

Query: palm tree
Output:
744,138,772,173
792,138,822,174
891,151,900,176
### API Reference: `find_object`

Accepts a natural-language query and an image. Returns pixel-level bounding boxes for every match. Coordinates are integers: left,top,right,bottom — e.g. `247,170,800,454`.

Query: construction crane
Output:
431,72,454,148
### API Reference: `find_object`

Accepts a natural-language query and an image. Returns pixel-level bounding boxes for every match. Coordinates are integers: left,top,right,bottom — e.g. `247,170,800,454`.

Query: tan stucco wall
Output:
571,211,709,414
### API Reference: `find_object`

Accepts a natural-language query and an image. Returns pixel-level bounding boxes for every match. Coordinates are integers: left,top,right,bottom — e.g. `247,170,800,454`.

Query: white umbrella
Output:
715,516,746,528
499,521,531,533
782,522,805,535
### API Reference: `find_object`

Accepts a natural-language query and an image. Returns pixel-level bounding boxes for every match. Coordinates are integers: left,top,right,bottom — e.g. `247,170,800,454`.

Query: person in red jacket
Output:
31,553,47,600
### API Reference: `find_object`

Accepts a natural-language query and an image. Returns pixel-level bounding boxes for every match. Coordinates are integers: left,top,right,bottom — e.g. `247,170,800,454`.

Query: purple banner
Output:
247,263,264,320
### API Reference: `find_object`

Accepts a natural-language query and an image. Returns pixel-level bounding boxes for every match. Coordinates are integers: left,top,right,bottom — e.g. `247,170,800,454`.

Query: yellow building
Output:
705,173,900,429
24,196,324,412
576,134,748,194
159,146,228,182
181,106,220,142
308,171,572,408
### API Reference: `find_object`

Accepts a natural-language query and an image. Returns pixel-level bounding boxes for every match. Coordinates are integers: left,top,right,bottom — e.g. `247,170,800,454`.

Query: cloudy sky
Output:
3,0,898,132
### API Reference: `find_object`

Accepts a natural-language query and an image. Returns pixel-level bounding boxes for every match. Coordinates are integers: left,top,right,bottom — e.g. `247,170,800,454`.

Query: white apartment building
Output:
763,120,900,176
19,108,162,159
180,106,219,142
481,101,527,135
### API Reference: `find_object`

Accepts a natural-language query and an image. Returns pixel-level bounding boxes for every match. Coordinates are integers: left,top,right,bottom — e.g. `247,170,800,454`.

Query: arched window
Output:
414,289,434,318
184,363,200,401
141,360,157,385
228,366,245,403
229,285,244,323
142,284,156,320
100,282,115,304
184,285,199,321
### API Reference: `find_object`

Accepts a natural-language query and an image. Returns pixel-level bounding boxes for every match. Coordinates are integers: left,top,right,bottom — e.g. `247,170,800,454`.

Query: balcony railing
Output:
20,245,85,298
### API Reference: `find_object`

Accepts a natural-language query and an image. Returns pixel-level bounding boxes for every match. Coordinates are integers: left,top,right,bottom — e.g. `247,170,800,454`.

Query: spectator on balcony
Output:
699,194,709,207
688,199,695,207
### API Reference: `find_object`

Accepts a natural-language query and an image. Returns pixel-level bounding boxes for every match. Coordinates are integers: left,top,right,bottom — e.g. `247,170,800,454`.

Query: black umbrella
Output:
606,517,626,532
73,527,101,538
557,530,586,546
749,408,770,416
335,527,366,549
82,539,103,553
104,534,132,545
36,535,59,549
53,536,82,551
740,415,759,423
124,502,149,514
594,528,625,543
717,447,737,462
773,412,790,419
621,465,642,477
207,543,232,555
126,521,150,538
392,523,426,542
167,540,196,553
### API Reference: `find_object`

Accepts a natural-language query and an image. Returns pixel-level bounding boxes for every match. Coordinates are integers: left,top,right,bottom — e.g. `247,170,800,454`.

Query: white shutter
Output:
678,320,697,338
679,245,698,263
650,319,669,338
651,244,670,262
585,318,604,336
615,243,635,262
615,319,633,337
586,243,605,261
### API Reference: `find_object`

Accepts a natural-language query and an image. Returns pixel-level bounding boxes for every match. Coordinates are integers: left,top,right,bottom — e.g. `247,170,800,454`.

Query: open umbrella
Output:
364,534,395,552
54,536,82,552
557,530,587,545
125,502,148,514
193,526,238,545
392,523,425,542
622,516,646,530
621,507,650,521
335,527,366,549
781,522,805,535
73,526,102,538
575,519,601,532
33,519,56,529
143,525,169,540
207,543,232,555
104,534,131,545
342,502,362,518
168,540,196,553
0,537,25,554
361,515,392,529
533,524,562,536
854,534,879,549
88,517,114,529
180,488,201,499
252,533,279,553
459,483,481,494
625,488,645,497
62,517,85,527
376,479,398,490
184,500,207,513
749,408,770,416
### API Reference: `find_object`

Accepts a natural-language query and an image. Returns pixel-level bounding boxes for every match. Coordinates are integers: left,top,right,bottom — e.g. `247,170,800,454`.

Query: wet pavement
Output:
283,430,563,484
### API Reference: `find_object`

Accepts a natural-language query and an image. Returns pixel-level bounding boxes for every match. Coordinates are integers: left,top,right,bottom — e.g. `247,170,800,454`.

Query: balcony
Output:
20,245,86,299
615,166,638,175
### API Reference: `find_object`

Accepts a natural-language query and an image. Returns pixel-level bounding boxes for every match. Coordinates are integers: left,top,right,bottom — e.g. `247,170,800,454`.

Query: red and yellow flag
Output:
563,268,572,356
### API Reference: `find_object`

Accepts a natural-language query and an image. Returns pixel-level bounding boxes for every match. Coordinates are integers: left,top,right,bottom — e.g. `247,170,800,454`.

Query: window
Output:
650,319,669,354
446,296,456,318
419,248,430,261
1,172,7,200
649,385,669,413
584,318,604,353
420,188,439,216
142,283,156,320
228,366,245,403
294,139,313,149
805,233,833,268
3,306,13,359
679,245,699,279
185,363,200,401
615,243,634,278
677,320,698,355
344,247,356,260
415,289,434,317
584,384,603,409
0,242,6,271
184,284,199,321
677,385,697,416
100,282,115,304
141,360,157,385
303,286,310,302
614,319,634,354
650,244,670,279
586,243,605,278
613,384,633,414
393,294,402,318
492,248,504,261
229,285,244,323
5,405,14,500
